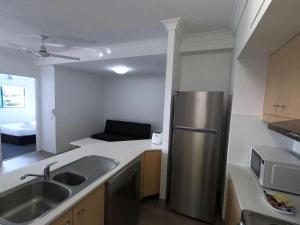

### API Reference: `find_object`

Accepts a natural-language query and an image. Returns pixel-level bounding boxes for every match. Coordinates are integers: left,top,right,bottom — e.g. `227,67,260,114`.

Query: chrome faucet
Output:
20,161,58,180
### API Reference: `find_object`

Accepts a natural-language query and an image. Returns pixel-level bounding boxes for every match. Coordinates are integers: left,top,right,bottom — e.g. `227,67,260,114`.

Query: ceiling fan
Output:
9,35,80,61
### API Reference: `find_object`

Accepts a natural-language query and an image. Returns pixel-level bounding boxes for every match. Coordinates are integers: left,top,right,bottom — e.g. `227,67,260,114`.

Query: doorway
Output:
0,74,37,160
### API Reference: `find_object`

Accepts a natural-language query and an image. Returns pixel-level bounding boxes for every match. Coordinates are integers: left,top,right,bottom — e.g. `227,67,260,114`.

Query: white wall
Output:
38,66,56,154
227,1,295,166
180,50,232,107
0,75,36,124
55,67,105,153
227,54,294,166
0,48,38,160
0,48,38,124
103,75,165,132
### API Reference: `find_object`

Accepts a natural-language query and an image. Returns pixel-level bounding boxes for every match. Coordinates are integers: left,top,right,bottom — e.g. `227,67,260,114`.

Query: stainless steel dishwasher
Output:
106,159,140,225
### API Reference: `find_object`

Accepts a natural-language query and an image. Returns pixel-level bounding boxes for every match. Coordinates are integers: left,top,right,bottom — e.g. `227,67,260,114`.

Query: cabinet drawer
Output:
50,209,72,225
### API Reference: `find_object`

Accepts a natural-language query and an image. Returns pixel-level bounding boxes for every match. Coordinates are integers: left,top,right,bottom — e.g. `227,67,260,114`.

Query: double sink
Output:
0,155,119,225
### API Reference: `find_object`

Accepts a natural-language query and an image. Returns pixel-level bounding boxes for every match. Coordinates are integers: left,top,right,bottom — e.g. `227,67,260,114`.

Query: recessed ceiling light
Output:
105,47,111,55
108,65,132,75
98,51,104,58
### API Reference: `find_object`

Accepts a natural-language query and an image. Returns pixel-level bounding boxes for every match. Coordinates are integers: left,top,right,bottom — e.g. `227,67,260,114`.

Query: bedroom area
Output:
0,73,36,160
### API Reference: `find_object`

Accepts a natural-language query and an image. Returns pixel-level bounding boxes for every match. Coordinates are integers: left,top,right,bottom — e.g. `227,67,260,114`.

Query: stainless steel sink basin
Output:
0,181,70,224
65,155,119,177
0,155,118,225
53,172,86,186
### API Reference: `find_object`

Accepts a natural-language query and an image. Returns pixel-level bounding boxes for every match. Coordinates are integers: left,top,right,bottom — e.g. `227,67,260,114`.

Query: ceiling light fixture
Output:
105,47,111,55
98,51,104,58
108,65,132,75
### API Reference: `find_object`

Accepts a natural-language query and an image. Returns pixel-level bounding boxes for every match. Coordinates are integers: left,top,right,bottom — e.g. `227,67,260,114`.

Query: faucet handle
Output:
44,161,58,169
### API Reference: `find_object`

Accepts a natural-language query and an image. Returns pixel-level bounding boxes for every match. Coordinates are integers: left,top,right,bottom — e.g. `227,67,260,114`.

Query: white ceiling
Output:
0,0,234,47
58,54,166,77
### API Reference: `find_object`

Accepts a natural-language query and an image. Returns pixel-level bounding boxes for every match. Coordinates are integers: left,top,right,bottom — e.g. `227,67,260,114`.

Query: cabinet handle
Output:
272,104,280,107
280,105,287,108
77,209,85,225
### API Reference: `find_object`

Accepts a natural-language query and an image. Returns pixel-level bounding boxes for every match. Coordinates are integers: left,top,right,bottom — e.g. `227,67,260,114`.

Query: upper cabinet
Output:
263,33,300,122
238,0,300,58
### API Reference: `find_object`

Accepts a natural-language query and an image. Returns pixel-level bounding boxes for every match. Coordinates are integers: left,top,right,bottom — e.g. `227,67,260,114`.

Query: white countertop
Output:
229,164,300,224
70,138,106,147
0,139,162,225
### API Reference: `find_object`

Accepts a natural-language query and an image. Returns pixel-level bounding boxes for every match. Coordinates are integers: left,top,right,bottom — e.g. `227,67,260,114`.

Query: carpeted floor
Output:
1,142,36,160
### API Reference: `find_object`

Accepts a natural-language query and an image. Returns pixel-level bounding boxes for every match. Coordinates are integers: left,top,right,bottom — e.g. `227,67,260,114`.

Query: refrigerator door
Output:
169,129,220,223
173,92,223,131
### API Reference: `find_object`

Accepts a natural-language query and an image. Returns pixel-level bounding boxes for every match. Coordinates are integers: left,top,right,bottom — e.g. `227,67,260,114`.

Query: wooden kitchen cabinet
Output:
73,185,105,225
50,209,73,225
263,33,300,122
140,150,161,199
224,178,241,225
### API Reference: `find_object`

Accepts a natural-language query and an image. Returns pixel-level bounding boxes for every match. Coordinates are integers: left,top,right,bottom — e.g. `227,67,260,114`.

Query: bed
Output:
0,122,36,145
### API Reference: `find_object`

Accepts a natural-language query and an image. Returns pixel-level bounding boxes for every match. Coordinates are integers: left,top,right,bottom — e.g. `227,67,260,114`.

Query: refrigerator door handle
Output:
174,126,217,134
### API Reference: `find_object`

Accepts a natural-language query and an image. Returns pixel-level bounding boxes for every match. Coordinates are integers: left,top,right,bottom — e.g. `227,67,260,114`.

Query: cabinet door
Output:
50,209,72,225
264,53,285,117
283,34,300,119
263,114,292,123
264,33,300,121
73,185,105,225
140,150,161,199
225,179,241,225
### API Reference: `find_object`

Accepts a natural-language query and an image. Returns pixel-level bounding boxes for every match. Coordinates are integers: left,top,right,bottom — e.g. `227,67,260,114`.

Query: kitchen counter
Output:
0,139,162,225
229,164,300,224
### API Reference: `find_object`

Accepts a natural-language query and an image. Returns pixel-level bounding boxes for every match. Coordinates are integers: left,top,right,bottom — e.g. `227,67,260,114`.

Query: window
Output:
1,85,25,108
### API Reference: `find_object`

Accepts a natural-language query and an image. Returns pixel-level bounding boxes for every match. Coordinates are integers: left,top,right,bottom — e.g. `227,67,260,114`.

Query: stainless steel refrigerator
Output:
169,91,224,223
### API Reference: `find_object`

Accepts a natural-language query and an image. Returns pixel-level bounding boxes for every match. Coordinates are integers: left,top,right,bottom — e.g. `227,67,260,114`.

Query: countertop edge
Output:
228,163,300,225
0,140,162,225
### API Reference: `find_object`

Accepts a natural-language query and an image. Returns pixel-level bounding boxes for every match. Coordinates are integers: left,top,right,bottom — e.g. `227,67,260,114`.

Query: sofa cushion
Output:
104,120,151,139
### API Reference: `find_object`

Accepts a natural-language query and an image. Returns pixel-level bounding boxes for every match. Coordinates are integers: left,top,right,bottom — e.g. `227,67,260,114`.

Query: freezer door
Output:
169,129,220,223
173,92,223,131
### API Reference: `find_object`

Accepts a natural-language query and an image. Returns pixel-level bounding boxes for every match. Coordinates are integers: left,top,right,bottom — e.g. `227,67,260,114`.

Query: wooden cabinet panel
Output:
263,33,300,122
263,114,292,123
73,185,105,225
140,150,161,199
264,53,285,117
284,34,300,119
50,209,72,225
225,179,241,225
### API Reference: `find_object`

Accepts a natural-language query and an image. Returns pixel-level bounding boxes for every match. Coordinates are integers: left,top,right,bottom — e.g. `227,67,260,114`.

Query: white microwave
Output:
250,146,300,195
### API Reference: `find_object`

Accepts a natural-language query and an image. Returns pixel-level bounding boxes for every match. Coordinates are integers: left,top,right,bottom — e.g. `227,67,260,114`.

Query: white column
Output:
160,18,183,199
37,65,57,154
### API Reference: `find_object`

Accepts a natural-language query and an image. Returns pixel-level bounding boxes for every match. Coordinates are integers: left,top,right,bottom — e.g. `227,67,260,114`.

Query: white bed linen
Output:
0,122,36,136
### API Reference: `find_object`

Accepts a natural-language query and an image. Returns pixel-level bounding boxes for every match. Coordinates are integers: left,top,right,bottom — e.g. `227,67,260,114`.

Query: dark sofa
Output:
91,120,151,142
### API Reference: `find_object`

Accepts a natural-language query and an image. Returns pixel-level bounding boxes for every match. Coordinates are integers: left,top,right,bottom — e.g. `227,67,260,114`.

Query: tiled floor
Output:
0,151,54,174
138,200,210,225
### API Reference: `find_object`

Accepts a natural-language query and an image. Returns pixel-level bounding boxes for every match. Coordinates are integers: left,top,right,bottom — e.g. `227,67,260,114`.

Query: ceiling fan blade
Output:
5,42,37,53
49,53,80,61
